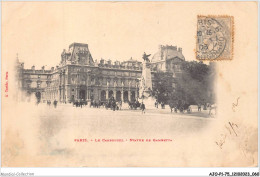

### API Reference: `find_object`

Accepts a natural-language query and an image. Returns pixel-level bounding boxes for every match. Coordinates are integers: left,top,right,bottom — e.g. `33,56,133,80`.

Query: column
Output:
98,89,101,101
76,86,79,100
113,89,116,100
66,86,70,103
93,88,97,101
121,87,124,102
106,89,109,100
128,79,131,101
59,72,62,102
86,75,89,100
86,89,88,100
63,71,66,103
128,90,131,102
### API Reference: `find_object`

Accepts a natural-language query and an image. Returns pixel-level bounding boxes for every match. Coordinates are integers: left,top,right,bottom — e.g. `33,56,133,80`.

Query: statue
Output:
139,52,155,109
142,52,151,62
139,52,153,99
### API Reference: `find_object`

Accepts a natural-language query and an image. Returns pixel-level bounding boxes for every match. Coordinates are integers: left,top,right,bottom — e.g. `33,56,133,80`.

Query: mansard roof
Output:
61,42,94,66
69,42,88,49
152,45,185,63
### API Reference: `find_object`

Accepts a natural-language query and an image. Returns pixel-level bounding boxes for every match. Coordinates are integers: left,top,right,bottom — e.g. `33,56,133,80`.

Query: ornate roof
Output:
151,45,185,62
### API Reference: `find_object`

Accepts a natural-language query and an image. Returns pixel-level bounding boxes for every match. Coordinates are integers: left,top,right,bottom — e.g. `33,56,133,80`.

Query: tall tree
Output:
152,61,216,105
152,72,174,103
173,61,216,105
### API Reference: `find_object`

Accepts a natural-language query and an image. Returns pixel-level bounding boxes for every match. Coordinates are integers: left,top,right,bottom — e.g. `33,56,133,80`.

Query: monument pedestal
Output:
139,60,153,98
138,59,156,109
141,96,157,110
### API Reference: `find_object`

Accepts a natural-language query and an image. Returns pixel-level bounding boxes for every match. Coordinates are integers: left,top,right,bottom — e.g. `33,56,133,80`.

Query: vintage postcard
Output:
1,1,258,168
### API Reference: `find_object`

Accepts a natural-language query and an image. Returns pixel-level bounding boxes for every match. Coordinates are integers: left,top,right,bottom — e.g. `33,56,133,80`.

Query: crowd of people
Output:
44,97,216,116
46,100,58,108
46,96,147,113
155,99,216,116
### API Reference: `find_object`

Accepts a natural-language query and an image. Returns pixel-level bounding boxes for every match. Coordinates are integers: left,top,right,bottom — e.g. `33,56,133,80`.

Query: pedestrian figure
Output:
80,100,83,108
118,100,122,110
198,104,201,112
161,102,165,109
141,102,146,114
187,106,192,113
112,100,116,111
53,99,58,108
169,102,174,113
174,106,178,113
98,100,101,108
209,104,217,116
203,103,207,110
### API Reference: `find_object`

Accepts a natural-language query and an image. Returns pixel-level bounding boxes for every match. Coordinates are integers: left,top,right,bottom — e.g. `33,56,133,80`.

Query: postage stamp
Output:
196,15,234,60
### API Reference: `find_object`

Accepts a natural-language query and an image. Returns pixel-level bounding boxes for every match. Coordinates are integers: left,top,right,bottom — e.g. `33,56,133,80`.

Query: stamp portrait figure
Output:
196,15,234,60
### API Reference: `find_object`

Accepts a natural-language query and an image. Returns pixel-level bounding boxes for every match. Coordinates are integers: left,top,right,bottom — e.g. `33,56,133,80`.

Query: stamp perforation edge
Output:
196,15,234,61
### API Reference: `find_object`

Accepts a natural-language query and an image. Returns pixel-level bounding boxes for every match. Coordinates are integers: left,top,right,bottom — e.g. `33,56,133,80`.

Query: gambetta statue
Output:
142,52,151,62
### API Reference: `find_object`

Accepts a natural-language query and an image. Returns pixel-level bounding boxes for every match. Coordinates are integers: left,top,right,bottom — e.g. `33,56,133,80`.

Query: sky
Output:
2,1,255,69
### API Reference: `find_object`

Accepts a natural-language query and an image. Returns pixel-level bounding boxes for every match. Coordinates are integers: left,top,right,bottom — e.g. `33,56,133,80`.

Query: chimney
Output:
94,59,98,66
56,66,59,70
178,47,182,53
100,58,104,65
31,65,35,70
42,66,45,71
51,67,54,72
21,63,24,68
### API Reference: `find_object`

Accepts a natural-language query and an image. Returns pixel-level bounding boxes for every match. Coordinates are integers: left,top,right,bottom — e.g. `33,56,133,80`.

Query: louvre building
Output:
15,43,185,103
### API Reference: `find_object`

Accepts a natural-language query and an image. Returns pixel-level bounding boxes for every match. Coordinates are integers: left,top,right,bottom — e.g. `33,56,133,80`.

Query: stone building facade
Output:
151,45,185,75
16,43,185,103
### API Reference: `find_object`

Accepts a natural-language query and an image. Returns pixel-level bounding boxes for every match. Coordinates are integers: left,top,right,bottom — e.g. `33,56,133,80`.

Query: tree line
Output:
152,61,216,105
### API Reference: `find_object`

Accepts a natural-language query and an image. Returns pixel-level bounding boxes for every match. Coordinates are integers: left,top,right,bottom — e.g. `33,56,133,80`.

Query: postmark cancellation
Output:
196,15,234,60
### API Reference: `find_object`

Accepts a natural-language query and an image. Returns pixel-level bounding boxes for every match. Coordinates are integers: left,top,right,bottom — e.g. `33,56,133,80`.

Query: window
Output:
175,65,181,72
106,79,110,85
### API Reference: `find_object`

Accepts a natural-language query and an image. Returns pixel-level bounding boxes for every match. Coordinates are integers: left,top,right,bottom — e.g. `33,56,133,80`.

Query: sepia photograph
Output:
1,1,258,174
